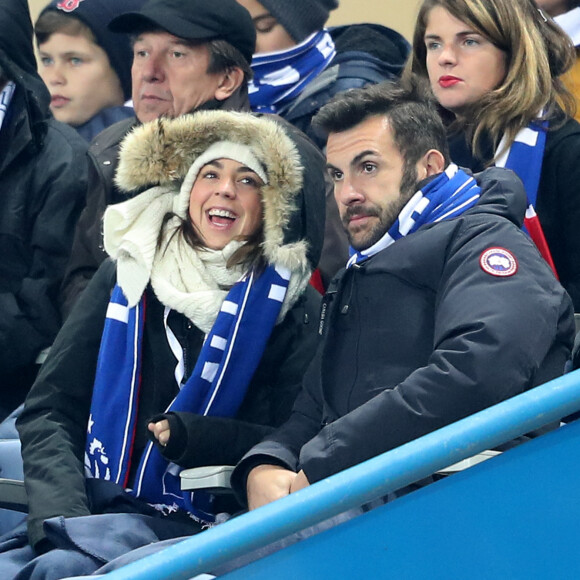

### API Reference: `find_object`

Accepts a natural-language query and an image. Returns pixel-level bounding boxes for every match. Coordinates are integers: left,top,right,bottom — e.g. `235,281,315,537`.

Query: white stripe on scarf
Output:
249,29,336,114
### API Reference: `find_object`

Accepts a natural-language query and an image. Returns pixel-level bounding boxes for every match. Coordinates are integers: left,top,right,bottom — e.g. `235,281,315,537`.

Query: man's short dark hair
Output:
313,75,451,169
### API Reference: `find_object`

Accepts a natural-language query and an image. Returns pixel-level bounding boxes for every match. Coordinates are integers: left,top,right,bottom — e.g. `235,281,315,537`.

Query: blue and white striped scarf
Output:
347,164,480,268
85,264,291,520
495,120,546,211
495,119,557,275
249,29,336,115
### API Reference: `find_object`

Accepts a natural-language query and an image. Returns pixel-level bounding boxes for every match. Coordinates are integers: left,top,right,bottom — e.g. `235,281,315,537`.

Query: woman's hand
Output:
148,419,171,447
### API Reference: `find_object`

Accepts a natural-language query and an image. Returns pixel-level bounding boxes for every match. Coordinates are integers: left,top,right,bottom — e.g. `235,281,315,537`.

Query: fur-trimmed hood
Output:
114,110,325,275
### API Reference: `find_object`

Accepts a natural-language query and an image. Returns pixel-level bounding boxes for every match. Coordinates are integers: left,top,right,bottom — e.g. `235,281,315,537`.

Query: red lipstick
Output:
439,76,461,88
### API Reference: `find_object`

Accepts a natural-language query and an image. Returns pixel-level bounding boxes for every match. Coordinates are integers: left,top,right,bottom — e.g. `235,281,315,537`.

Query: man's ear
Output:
416,149,446,180
214,67,244,101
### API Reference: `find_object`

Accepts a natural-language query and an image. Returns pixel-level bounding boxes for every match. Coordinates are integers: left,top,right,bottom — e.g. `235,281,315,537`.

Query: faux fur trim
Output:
115,111,308,274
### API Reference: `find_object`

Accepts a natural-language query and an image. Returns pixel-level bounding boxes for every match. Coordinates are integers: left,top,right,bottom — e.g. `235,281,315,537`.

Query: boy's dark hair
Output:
313,75,450,169
34,10,95,45
34,0,140,101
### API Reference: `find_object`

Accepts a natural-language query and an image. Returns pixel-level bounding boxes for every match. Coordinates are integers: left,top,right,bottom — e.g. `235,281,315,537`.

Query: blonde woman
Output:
408,0,580,310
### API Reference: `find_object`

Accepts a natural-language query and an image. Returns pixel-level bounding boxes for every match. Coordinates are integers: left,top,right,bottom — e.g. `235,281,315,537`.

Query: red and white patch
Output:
57,0,85,13
479,247,518,277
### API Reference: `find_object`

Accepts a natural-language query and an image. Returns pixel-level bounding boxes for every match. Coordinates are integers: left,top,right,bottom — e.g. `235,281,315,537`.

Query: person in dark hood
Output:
0,0,88,417
236,0,410,149
2,109,325,577
58,0,257,318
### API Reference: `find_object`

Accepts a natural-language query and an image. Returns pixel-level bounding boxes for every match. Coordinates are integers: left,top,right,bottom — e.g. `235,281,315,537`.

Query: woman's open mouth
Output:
207,208,238,228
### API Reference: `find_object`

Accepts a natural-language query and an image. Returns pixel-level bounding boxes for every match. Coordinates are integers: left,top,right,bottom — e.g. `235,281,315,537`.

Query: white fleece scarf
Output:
152,227,245,333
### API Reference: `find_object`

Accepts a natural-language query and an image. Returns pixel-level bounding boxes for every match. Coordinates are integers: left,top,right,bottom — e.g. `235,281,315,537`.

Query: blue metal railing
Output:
105,369,580,579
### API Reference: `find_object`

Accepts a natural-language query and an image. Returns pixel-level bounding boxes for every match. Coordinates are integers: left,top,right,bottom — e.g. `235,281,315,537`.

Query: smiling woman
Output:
109,113,315,284
9,109,326,574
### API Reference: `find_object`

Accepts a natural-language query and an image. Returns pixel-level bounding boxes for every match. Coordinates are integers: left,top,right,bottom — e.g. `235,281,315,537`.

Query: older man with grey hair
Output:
60,0,257,318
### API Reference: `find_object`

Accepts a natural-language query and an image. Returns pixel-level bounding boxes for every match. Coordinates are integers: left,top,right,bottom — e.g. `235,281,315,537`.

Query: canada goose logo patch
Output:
57,0,85,13
480,247,518,277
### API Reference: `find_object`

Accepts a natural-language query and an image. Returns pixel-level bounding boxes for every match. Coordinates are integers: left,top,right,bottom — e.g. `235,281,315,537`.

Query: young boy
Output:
34,0,143,141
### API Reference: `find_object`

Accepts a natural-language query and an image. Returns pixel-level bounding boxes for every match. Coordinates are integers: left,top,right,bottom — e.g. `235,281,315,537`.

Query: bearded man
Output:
231,77,575,508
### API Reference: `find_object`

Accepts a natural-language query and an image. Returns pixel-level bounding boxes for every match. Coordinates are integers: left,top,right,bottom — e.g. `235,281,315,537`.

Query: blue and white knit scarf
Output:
495,119,557,275
347,164,480,268
249,29,336,115
85,264,291,519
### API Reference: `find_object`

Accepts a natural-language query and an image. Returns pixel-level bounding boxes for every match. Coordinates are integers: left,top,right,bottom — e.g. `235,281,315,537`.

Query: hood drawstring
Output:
340,263,359,315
